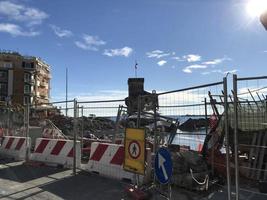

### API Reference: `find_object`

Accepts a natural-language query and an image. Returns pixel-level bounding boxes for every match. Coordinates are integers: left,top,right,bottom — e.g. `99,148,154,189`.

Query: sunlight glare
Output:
246,0,267,18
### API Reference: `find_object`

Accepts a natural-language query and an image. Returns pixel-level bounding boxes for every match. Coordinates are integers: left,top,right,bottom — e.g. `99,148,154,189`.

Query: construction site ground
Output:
0,159,266,200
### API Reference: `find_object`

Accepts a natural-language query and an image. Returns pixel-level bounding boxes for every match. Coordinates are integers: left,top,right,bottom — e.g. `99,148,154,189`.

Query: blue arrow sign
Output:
155,148,173,184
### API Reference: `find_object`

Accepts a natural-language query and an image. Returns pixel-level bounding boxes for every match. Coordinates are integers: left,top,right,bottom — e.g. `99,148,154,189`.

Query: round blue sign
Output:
155,148,173,184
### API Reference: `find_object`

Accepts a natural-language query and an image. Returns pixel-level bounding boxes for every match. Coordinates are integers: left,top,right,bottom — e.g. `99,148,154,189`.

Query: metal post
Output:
7,100,10,134
136,96,142,188
233,74,239,200
66,68,68,116
81,106,84,152
26,103,30,161
168,183,172,200
113,105,122,143
224,77,232,200
153,93,157,186
137,96,141,128
73,99,77,175
204,98,208,135
153,98,157,154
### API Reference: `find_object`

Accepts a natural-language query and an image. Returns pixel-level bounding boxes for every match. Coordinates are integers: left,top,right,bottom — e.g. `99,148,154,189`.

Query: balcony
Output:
39,81,47,88
40,93,46,98
24,89,34,96
41,73,52,79
24,79,34,85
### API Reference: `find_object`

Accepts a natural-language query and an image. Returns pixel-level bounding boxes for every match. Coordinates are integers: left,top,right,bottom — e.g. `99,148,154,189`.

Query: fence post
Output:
81,106,84,152
204,98,208,135
113,105,122,143
73,99,78,175
26,103,30,161
224,77,232,200
137,96,141,128
7,100,10,134
233,74,239,200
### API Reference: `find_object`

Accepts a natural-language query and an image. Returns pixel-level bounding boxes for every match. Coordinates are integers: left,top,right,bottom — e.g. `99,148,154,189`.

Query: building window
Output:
22,62,34,69
3,62,12,68
0,83,7,90
24,96,30,105
24,85,31,94
0,71,7,78
24,73,31,82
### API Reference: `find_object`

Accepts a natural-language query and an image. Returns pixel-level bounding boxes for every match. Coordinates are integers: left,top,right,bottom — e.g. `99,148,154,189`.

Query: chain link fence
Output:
232,75,267,198
1,75,267,199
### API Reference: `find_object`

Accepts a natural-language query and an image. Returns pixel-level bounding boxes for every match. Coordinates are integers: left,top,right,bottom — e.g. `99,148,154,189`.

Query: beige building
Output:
0,51,51,106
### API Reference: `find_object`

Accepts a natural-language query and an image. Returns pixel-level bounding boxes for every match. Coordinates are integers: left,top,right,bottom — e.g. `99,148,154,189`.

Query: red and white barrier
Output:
31,138,81,168
85,142,151,183
0,136,31,160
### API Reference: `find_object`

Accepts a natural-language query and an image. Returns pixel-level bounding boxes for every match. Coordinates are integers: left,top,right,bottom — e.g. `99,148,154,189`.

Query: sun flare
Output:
246,0,267,18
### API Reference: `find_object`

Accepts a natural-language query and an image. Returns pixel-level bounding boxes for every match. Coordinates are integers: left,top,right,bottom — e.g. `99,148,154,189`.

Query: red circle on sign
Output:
128,140,141,159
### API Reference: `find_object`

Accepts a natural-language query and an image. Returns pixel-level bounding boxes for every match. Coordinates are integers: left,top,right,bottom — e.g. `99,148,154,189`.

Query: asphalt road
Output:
0,159,126,200
0,159,266,200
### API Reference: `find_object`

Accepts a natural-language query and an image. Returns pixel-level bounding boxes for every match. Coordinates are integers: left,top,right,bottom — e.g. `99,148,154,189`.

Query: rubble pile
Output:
171,150,209,191
47,115,116,136
0,106,24,128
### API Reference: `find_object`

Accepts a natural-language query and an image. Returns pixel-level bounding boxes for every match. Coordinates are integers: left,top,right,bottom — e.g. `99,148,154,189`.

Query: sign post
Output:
155,147,173,199
124,128,145,176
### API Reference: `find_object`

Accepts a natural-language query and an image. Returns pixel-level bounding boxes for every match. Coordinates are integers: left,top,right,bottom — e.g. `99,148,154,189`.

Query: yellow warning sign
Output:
124,128,145,175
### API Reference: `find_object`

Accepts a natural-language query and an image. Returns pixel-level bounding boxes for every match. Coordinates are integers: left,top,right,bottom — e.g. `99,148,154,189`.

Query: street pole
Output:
7,99,10,134
233,74,239,200
73,99,77,175
26,103,30,161
81,106,84,152
204,98,208,135
224,77,232,200
66,68,68,116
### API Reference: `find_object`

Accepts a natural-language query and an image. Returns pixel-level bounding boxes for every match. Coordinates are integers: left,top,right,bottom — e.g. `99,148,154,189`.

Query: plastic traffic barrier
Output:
31,138,81,168
0,136,31,160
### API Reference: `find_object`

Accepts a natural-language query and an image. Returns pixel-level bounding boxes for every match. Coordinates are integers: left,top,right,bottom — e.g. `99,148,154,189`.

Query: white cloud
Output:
183,64,207,73
75,34,106,51
201,69,238,75
224,69,238,74
183,54,201,62
146,50,170,59
50,25,72,38
103,46,133,57
157,60,167,66
171,56,183,61
0,23,39,36
202,57,231,65
0,1,48,26
202,59,223,65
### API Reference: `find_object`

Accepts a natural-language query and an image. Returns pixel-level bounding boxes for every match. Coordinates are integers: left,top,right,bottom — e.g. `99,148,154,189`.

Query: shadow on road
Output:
0,159,66,183
40,171,125,200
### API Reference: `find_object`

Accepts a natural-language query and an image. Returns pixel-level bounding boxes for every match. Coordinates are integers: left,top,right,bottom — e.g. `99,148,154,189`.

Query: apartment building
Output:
0,51,51,106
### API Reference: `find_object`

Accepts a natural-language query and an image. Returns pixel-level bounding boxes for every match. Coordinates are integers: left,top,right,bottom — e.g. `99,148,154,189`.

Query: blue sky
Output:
0,0,267,101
